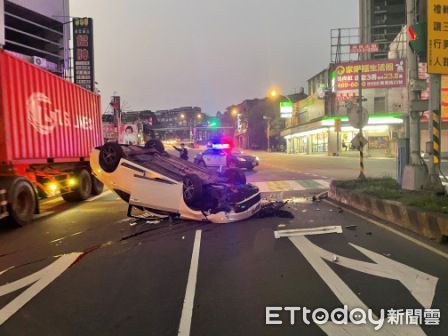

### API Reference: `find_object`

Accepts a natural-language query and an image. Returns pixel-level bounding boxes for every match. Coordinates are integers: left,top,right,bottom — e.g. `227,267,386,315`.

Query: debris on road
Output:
255,201,294,219
332,255,339,262
366,231,373,236
345,225,358,230
278,224,287,228
312,191,328,202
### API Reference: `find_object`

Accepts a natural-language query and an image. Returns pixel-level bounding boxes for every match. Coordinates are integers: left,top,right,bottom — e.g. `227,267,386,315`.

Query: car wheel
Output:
7,177,36,226
99,142,123,173
228,160,237,168
62,169,92,202
91,175,104,195
223,168,246,185
183,174,203,206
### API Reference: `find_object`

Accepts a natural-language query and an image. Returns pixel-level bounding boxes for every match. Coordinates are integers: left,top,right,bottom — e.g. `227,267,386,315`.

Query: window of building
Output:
311,132,328,153
374,96,386,113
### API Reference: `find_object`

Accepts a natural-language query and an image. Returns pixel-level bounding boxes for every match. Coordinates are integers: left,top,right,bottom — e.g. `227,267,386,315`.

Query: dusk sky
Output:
71,0,358,115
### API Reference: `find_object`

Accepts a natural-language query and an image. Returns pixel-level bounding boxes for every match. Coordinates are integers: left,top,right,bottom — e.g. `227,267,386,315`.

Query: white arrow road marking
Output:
0,253,82,326
288,235,437,335
274,226,343,239
178,230,202,336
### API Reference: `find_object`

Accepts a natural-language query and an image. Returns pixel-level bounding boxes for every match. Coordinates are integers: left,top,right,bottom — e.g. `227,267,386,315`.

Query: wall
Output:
9,0,69,22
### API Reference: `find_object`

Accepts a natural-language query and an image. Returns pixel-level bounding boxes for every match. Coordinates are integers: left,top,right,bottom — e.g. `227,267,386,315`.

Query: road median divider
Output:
328,178,448,244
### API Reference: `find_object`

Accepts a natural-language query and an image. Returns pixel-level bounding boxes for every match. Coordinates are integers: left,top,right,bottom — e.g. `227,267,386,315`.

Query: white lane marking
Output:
50,231,84,244
315,179,331,188
324,199,448,260
85,190,112,202
289,236,429,335
289,180,306,191
0,253,81,326
33,211,55,220
274,226,342,239
178,230,202,336
252,179,328,193
0,266,14,276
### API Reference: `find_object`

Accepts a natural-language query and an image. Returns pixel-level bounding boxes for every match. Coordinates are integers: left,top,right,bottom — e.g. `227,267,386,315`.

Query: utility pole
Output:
358,70,366,180
402,0,428,190
427,74,444,191
263,116,272,152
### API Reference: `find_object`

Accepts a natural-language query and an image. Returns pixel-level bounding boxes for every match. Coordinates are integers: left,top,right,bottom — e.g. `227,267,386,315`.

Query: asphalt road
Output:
0,152,447,335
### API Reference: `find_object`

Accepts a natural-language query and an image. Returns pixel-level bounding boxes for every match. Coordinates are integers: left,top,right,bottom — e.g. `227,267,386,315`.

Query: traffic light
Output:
408,22,427,61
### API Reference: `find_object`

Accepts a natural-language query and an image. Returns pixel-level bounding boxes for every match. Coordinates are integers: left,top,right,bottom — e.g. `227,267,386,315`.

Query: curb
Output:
328,182,448,243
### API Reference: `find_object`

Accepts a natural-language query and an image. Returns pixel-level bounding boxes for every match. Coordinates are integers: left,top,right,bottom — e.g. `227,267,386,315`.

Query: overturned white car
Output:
90,142,261,223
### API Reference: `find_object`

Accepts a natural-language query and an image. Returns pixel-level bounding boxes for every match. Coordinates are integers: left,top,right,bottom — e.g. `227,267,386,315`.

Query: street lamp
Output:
232,108,238,117
180,113,185,119
197,113,202,119
269,88,293,104
263,115,272,152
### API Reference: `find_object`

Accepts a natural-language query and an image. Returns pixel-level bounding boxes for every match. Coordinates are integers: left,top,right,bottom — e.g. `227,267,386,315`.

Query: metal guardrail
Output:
0,189,8,220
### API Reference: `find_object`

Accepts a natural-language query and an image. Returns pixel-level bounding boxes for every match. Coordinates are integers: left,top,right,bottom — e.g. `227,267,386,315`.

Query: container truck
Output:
0,51,104,226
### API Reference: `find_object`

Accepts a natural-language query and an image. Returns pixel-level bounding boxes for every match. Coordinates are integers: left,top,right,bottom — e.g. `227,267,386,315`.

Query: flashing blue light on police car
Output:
212,144,230,149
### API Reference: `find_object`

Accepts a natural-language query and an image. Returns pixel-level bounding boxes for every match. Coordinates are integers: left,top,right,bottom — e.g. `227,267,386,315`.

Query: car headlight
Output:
255,157,260,161
238,157,246,162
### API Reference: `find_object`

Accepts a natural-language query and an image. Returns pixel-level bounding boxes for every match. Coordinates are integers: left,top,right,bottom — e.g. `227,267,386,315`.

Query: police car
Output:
194,144,259,170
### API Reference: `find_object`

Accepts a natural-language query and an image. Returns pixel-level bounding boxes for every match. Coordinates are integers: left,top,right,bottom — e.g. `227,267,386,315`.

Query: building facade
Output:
1,0,70,75
359,0,406,59
282,63,408,157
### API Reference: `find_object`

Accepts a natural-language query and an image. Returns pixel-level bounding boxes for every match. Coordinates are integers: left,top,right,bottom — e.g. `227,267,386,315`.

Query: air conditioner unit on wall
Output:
32,56,48,68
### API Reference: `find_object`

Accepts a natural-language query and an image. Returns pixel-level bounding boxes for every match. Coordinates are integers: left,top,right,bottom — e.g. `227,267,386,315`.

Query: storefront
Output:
283,114,404,157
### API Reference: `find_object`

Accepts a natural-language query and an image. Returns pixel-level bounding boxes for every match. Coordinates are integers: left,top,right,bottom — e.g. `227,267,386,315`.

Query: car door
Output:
202,149,216,166
129,174,182,213
212,149,227,167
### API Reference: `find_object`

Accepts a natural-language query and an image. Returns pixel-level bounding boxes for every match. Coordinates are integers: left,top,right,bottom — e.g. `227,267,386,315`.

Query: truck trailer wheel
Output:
62,169,92,202
91,175,104,195
99,142,123,173
7,177,36,226
183,174,203,207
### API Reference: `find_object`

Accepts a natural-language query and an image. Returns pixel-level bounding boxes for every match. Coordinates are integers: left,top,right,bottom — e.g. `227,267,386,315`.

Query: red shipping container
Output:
0,51,103,165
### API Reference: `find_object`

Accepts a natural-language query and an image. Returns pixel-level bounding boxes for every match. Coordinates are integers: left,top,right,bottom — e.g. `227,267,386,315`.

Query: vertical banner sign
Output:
427,0,448,74
111,96,121,128
73,17,95,91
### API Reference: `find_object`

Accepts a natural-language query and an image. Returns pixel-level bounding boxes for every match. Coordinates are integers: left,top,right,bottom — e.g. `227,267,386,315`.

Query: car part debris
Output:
254,201,294,219
345,225,357,230
312,191,328,202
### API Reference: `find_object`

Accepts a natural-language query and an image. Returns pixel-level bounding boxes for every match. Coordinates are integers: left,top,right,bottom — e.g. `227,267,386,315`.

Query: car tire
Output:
227,160,237,168
183,174,203,206
7,177,36,226
99,142,123,173
91,175,104,195
62,169,92,202
223,168,246,185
